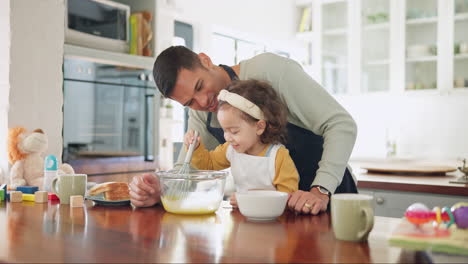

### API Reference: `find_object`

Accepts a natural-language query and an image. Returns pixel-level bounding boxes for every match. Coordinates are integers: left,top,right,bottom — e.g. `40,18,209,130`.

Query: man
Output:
129,46,358,215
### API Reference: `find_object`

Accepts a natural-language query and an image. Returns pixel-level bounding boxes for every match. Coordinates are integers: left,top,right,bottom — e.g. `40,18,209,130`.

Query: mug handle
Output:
52,177,59,195
357,207,374,240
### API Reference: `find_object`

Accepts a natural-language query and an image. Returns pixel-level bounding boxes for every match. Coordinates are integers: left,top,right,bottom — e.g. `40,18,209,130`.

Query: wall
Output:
172,0,301,58
172,0,468,162
0,0,10,183
338,93,468,160
8,0,65,172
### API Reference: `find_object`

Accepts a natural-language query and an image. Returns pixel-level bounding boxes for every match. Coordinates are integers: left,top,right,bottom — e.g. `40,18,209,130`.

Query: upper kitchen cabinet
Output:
405,0,438,91
454,0,468,90
321,0,349,95
361,0,390,93
295,0,468,96
295,0,319,80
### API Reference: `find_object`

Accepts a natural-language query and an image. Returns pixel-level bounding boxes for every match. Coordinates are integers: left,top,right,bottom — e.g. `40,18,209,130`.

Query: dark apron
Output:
208,65,357,194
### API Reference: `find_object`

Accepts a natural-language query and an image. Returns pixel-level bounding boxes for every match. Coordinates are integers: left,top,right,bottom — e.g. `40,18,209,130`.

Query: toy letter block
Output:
70,195,84,208
22,194,35,202
16,186,39,194
35,191,48,203
10,191,23,202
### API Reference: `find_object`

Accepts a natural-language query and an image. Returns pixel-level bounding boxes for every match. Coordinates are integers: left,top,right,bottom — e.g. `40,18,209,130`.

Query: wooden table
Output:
0,200,428,263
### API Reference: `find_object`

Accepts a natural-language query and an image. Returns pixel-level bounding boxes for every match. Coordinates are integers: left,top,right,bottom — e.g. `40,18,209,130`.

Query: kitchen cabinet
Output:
295,0,468,95
454,0,468,90
359,188,468,218
361,0,390,93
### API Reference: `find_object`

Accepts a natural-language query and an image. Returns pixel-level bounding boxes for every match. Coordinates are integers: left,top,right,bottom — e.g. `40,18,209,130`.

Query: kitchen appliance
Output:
65,0,130,53
62,57,159,174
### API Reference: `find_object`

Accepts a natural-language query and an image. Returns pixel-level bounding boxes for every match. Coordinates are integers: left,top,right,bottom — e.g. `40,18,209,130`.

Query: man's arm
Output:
279,59,357,193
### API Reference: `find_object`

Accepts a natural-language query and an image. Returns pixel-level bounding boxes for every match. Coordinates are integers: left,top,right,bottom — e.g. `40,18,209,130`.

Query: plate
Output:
360,161,457,175
85,194,131,206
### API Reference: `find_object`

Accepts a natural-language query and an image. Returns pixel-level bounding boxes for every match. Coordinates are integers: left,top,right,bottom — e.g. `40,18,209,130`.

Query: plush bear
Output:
8,127,74,189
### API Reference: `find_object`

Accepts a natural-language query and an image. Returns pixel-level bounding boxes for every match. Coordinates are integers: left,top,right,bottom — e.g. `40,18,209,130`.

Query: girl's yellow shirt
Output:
191,142,299,193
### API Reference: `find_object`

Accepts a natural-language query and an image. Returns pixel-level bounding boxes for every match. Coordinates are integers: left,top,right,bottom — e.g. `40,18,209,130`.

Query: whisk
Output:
166,131,199,200
179,130,199,176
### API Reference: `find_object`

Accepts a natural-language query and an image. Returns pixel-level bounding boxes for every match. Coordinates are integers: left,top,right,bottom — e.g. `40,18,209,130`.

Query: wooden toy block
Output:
16,186,39,194
22,194,35,202
48,192,59,200
0,190,3,201
10,191,23,202
70,195,84,207
0,184,6,200
34,191,48,203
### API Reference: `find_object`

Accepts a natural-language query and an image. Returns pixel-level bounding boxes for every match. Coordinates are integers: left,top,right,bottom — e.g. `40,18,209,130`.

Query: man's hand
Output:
229,193,238,208
287,188,329,215
129,173,161,208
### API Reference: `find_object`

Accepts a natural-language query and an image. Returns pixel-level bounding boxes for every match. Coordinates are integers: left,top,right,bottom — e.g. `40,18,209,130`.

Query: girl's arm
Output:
191,142,231,170
273,147,299,193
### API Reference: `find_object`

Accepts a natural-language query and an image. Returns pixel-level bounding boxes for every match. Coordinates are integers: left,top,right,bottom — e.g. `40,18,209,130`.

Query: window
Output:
211,33,289,65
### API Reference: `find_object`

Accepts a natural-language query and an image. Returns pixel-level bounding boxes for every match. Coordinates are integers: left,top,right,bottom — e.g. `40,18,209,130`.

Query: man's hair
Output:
219,79,288,145
153,46,203,97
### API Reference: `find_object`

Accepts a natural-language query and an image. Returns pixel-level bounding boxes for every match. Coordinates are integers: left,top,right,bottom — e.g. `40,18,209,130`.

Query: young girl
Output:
184,79,299,206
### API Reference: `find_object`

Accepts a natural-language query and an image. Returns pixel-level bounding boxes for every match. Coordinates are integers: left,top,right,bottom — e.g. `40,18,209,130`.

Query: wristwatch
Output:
312,185,331,197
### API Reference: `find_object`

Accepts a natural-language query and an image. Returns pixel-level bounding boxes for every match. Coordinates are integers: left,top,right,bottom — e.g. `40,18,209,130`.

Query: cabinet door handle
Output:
376,197,385,205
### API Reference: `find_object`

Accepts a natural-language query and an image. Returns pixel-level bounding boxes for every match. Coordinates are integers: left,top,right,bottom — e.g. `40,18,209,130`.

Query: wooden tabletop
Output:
0,199,430,263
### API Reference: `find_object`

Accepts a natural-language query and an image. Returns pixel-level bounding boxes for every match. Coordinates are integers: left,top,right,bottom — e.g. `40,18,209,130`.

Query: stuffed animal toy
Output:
8,127,74,189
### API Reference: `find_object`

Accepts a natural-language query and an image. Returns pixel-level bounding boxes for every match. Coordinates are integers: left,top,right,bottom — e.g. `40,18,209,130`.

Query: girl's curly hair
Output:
218,79,288,145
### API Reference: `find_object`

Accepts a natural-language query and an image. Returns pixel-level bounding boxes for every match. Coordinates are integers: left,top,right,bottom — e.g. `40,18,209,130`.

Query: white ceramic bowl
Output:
236,190,288,221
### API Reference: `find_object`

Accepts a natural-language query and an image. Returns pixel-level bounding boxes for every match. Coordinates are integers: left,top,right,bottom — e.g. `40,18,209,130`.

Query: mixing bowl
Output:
157,170,228,215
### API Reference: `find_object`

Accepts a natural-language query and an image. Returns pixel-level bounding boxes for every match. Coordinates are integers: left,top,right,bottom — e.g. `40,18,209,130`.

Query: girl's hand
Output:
229,193,238,208
183,130,201,149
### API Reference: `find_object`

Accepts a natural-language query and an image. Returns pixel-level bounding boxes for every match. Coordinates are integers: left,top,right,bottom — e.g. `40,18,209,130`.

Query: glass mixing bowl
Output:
157,170,228,215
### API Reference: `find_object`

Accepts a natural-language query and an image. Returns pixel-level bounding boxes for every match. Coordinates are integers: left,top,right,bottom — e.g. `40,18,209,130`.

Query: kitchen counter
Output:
350,160,468,196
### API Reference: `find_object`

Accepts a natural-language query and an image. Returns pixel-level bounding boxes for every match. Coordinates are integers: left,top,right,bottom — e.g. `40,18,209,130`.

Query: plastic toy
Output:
405,202,468,229
48,192,59,200
16,186,39,194
22,194,35,202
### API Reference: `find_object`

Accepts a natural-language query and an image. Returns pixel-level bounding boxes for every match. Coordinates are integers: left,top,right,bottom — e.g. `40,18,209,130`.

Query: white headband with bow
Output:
217,90,265,120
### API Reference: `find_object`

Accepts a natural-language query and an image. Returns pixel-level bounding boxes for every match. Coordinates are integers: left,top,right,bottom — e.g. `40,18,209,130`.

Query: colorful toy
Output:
16,186,39,194
0,184,6,200
10,191,23,203
22,193,35,202
405,202,468,229
70,195,84,208
0,189,4,201
48,192,59,200
34,191,48,203
8,127,75,189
